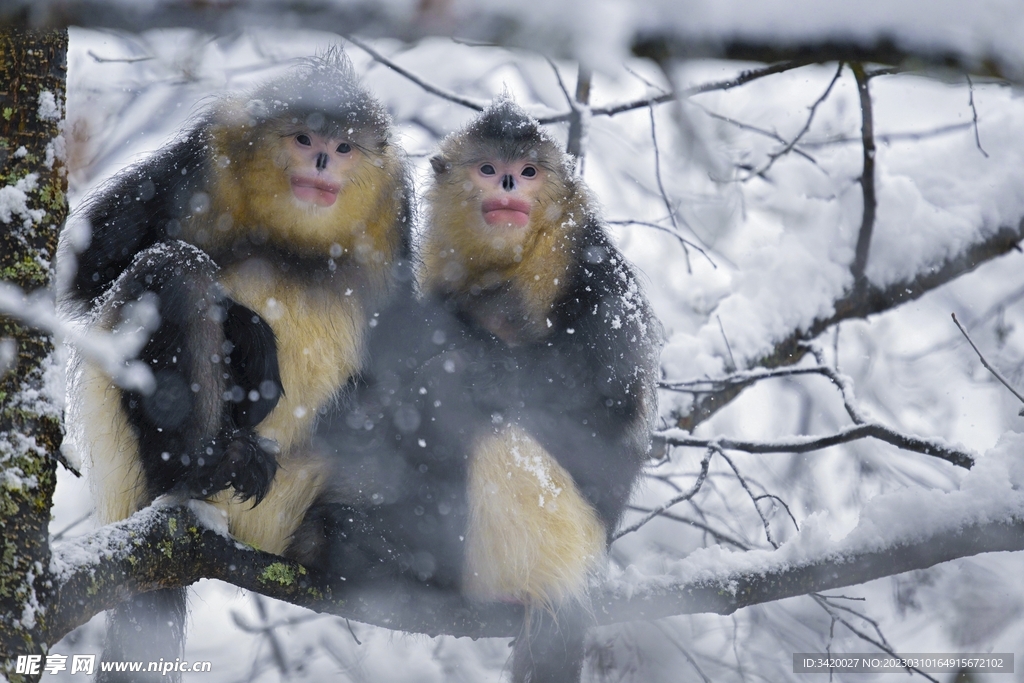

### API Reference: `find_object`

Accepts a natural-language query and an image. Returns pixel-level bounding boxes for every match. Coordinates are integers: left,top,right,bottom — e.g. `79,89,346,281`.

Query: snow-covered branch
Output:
598,435,1024,622
676,220,1024,430
656,424,974,469
47,436,1024,643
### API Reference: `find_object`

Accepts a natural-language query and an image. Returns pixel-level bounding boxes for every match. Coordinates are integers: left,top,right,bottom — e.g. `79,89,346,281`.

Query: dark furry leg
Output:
288,502,399,581
102,242,280,503
511,603,590,683
97,588,186,683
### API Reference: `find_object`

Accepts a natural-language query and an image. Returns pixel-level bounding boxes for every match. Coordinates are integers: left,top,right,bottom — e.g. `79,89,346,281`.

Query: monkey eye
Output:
336,142,352,154
295,134,312,146
521,165,537,178
480,164,496,176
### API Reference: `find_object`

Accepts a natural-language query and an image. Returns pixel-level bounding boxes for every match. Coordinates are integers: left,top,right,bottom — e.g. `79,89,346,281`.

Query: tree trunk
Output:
0,27,67,683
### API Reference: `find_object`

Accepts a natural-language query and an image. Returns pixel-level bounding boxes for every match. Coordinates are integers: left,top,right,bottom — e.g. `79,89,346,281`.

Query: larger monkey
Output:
302,98,659,682
60,51,411,681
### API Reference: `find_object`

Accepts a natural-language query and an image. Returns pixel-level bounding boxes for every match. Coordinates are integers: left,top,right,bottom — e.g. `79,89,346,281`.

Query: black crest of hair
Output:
467,97,543,148
247,47,392,152
431,97,559,174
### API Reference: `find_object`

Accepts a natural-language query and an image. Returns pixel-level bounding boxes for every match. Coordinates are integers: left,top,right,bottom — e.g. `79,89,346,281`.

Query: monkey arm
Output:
107,242,280,504
510,342,648,533
510,230,660,532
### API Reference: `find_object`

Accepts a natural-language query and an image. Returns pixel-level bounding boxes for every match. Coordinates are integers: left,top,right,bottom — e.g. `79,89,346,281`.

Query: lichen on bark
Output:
0,27,68,683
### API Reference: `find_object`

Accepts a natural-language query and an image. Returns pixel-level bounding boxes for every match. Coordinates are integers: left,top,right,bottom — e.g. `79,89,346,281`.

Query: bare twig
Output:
817,594,865,602
850,62,877,285
614,447,714,540
803,122,974,148
624,505,750,549
648,105,692,273
754,494,799,533
812,596,941,683
253,595,290,676
537,60,815,124
717,450,779,547
865,67,902,79
660,357,863,424
660,364,842,392
802,344,866,423
50,511,93,542
344,618,362,645
607,220,717,267
741,62,844,180
951,312,1024,409
655,424,975,469
690,101,822,169
654,622,713,683
966,74,990,158
344,36,487,112
717,315,737,371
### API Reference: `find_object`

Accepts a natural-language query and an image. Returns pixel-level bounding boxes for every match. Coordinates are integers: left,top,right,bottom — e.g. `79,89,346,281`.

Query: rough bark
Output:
0,26,67,683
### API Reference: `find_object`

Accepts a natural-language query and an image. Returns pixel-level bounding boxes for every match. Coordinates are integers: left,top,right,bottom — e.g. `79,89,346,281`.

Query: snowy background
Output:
45,23,1024,682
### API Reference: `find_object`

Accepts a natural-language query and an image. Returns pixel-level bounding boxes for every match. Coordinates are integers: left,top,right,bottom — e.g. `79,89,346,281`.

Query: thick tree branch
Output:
594,515,1024,623
47,505,523,644
47,496,1024,642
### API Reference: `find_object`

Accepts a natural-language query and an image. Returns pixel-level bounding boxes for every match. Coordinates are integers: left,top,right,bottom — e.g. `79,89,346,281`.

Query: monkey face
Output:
470,160,545,229
285,131,361,208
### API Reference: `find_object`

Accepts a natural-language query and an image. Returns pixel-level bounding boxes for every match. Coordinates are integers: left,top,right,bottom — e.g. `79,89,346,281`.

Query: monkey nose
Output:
501,174,515,191
315,152,329,171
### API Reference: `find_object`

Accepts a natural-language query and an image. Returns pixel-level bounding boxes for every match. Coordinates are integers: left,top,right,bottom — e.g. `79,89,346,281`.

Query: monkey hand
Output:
186,429,279,505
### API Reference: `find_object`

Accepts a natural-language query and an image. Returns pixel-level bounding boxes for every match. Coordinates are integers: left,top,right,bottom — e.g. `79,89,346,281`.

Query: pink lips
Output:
482,197,531,227
290,176,340,207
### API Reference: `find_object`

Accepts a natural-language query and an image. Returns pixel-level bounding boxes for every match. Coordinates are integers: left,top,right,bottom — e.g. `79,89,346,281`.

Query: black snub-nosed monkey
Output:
60,49,412,682
302,97,659,683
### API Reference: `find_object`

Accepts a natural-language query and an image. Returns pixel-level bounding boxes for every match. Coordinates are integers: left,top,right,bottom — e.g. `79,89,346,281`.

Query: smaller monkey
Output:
60,50,411,682
303,98,659,683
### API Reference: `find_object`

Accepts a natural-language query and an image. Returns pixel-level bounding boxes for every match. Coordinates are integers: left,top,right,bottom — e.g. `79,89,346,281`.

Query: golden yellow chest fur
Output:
463,425,605,608
211,261,366,553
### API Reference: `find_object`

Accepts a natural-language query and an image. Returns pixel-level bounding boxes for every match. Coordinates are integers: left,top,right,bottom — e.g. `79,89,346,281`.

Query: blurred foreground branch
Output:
3,3,1017,83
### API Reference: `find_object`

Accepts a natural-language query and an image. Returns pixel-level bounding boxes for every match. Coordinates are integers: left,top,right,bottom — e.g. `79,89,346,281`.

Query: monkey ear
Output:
429,155,450,175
